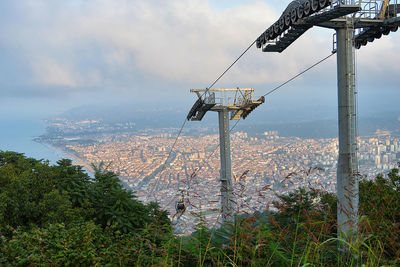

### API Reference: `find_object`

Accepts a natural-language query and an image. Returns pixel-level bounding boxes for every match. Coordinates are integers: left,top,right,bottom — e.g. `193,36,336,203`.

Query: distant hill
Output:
52,104,400,139
239,113,400,139
54,104,187,129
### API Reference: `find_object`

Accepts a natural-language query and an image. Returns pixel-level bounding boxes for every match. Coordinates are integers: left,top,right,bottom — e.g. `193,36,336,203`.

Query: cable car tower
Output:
187,88,265,224
255,0,400,240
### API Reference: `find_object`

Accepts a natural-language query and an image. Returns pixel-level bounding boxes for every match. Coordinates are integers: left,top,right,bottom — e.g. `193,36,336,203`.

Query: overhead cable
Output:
151,51,335,198
149,40,258,198
182,51,336,183
262,52,336,97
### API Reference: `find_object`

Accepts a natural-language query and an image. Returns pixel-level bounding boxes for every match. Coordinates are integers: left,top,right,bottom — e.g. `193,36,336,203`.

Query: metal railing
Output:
201,92,261,107
387,0,399,17
357,0,381,18
355,0,398,18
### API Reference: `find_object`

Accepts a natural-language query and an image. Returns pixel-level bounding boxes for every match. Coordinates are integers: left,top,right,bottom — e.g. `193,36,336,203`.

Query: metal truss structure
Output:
256,0,400,240
187,88,265,121
257,0,400,52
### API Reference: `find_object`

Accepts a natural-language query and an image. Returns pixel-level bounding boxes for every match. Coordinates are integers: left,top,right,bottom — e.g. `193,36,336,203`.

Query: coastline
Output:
37,140,95,175
57,146,95,175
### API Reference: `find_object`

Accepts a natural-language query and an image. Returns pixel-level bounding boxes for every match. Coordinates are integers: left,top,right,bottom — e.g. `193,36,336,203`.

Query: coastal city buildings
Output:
58,130,400,233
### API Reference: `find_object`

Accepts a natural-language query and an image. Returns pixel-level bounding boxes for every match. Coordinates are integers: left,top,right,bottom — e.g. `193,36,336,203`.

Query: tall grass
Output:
154,215,387,266
146,168,400,266
2,168,398,265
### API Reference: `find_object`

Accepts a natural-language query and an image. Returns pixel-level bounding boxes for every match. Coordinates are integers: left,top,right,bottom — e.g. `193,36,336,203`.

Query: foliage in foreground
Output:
0,150,399,266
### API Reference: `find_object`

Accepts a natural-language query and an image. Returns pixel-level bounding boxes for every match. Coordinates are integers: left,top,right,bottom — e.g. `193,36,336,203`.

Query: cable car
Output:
176,199,185,213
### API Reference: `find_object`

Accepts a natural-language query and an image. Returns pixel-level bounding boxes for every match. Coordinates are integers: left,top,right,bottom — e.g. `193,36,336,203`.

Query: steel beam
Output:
336,22,359,238
218,108,234,224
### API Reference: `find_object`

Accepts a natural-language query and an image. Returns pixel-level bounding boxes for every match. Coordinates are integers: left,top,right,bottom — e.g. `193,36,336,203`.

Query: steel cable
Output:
149,40,258,198
185,51,336,183
150,51,335,199
166,51,336,221
262,52,336,97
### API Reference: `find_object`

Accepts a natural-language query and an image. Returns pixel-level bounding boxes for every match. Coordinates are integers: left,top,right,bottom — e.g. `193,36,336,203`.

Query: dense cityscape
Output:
40,119,400,233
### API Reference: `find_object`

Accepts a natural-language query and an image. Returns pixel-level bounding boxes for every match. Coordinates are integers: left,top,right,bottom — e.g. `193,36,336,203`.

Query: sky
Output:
0,0,399,121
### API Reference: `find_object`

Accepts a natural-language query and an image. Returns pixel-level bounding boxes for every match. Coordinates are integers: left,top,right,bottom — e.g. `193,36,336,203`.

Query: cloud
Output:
1,0,400,99
357,33,400,81
32,58,77,87
0,1,327,88
67,0,283,84
68,0,339,86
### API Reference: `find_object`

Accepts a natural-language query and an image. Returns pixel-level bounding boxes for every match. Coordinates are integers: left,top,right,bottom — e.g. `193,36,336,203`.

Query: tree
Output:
359,167,400,261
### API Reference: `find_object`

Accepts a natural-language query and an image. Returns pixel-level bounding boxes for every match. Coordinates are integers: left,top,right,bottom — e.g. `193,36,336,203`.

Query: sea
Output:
0,117,70,164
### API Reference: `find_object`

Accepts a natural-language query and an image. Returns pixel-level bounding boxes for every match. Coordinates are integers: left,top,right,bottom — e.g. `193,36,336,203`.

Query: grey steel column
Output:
218,108,233,224
336,23,359,238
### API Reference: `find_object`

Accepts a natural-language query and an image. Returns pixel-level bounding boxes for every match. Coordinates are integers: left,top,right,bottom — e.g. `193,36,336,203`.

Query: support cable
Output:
262,52,336,97
168,51,336,212
148,118,187,198
186,51,336,183
201,40,257,97
149,40,257,198
153,51,335,200
166,120,240,208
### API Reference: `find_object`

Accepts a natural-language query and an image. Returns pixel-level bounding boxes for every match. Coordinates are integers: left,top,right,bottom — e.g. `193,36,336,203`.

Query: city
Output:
50,126,400,233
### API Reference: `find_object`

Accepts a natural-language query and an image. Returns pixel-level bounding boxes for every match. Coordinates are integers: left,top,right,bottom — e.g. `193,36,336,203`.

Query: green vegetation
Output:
0,150,399,266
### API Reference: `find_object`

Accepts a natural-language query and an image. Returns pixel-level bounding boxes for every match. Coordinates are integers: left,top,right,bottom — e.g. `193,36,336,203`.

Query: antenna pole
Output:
218,108,234,224
336,21,359,238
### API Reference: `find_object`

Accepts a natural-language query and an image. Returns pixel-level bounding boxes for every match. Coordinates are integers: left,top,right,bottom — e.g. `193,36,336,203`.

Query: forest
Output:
0,150,399,266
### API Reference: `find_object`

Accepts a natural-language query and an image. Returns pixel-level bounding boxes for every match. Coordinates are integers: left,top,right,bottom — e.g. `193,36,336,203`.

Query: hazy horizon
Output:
1,0,399,125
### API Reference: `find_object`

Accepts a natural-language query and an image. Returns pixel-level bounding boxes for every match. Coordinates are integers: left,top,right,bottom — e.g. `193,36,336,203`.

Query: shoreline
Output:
59,148,95,174
37,140,95,175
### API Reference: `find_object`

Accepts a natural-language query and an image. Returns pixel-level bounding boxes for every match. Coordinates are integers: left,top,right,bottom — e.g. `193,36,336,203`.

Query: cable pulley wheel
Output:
297,5,304,19
274,22,279,34
279,17,285,30
261,33,266,44
291,8,297,24
374,31,382,39
319,0,328,8
285,13,291,27
303,1,311,16
361,39,368,46
311,0,319,12
269,27,275,38
383,28,390,35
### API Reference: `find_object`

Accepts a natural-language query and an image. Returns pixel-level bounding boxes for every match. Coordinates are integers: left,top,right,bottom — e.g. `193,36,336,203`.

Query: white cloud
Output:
32,58,77,87
2,0,400,94
31,56,102,90
70,0,281,84
357,33,400,78
2,0,328,88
